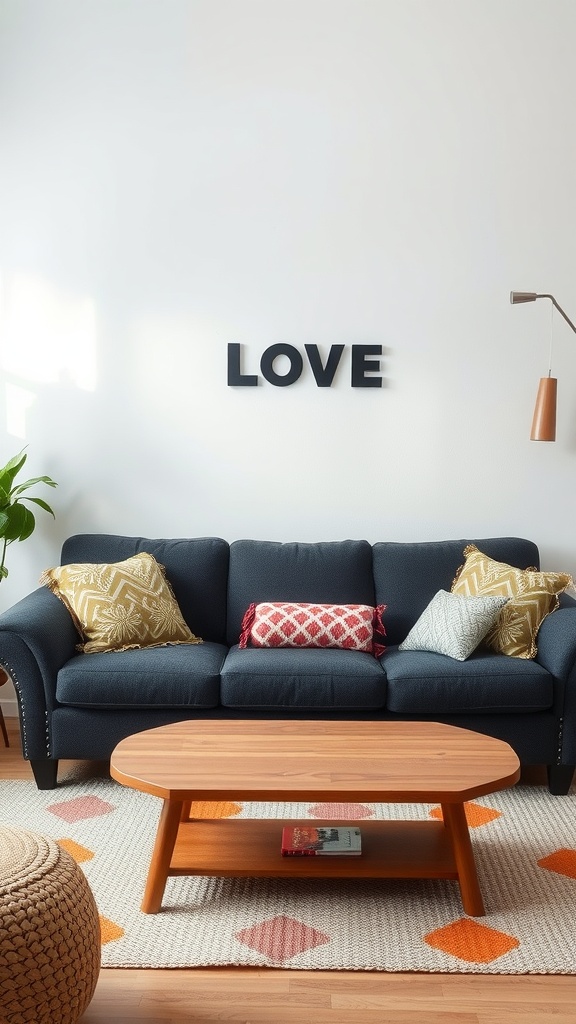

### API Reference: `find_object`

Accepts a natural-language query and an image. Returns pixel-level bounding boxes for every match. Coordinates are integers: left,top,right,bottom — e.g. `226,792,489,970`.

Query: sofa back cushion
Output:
372,537,540,647
226,539,375,647
60,535,230,645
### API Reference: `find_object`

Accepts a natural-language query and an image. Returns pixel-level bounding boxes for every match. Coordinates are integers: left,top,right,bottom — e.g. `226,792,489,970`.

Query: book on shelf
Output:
281,825,362,856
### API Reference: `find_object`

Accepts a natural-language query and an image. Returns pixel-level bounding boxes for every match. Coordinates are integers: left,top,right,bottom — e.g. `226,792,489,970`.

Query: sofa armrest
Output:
0,587,78,758
536,598,576,681
538,596,576,767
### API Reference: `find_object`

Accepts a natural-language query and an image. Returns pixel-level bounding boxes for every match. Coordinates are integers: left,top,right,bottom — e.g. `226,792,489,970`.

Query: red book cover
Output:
281,825,361,856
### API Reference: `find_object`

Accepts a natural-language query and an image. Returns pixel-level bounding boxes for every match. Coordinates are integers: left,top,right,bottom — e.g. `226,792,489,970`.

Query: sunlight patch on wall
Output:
5,383,37,440
0,272,97,391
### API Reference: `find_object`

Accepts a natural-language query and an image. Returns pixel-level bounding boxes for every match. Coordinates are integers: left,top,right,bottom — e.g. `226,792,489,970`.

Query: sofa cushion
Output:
41,553,202,654
398,590,508,661
372,537,541,647
238,602,386,656
55,642,227,709
220,645,386,710
382,646,554,714
60,535,230,644
451,544,573,659
226,539,375,647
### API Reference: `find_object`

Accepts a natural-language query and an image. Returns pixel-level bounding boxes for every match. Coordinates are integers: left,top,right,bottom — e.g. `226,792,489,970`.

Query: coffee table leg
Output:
141,798,184,914
441,802,485,917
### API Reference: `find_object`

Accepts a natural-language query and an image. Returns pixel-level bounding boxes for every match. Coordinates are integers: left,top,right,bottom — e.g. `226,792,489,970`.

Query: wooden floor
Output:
2,716,576,1024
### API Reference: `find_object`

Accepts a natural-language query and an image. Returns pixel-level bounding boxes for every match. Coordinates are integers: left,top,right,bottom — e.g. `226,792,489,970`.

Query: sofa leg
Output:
547,764,575,795
31,758,59,790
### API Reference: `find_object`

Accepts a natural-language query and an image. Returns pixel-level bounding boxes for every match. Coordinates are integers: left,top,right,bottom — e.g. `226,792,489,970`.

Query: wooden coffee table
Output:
110,720,520,916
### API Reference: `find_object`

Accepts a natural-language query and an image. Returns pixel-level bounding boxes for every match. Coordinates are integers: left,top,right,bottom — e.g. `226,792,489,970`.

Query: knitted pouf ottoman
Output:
0,826,101,1024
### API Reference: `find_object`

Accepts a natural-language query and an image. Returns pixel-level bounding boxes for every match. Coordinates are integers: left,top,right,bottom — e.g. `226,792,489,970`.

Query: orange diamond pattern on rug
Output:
99,914,125,944
46,795,116,821
57,837,95,863
234,915,330,961
424,918,520,963
189,800,243,818
429,801,502,828
537,847,576,879
307,802,374,819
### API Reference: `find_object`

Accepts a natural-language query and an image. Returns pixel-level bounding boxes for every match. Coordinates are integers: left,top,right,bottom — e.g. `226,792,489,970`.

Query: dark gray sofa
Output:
1,533,574,793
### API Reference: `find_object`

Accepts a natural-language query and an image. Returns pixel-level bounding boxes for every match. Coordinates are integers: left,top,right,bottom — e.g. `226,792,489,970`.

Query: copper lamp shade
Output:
530,377,557,442
510,291,576,441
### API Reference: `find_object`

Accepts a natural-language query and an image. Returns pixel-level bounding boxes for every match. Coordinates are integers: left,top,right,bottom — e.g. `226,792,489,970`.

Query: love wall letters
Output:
227,343,383,388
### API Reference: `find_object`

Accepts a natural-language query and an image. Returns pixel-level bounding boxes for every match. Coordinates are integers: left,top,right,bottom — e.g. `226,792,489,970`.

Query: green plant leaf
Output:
0,503,35,542
12,475,58,496
0,450,27,493
16,506,36,542
0,451,57,580
21,496,56,517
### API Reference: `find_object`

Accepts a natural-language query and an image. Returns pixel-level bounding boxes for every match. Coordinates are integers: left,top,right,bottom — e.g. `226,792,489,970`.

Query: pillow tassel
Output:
39,568,59,593
372,603,387,658
238,603,256,649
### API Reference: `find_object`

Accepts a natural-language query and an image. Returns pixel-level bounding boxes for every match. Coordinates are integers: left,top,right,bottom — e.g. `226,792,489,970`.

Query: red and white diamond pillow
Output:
238,602,387,657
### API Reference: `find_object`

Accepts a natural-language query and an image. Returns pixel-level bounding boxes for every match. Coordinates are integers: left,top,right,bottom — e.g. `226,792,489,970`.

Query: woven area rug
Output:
2,773,576,973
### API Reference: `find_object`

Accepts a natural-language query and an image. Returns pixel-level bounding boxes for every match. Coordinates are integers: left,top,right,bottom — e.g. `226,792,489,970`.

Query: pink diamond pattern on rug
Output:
234,915,330,962
46,795,116,822
307,802,374,819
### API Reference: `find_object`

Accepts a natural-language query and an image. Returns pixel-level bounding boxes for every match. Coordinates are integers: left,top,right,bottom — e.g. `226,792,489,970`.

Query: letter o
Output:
260,344,303,387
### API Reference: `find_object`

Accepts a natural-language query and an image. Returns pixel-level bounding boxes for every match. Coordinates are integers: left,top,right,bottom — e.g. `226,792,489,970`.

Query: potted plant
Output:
0,449,57,582
0,449,57,738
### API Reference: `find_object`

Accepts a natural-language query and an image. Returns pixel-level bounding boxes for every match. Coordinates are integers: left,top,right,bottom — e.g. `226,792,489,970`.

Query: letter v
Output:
305,344,345,387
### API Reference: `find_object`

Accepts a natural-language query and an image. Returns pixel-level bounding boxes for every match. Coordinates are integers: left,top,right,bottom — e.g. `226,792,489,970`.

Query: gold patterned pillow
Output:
451,544,573,659
40,552,203,654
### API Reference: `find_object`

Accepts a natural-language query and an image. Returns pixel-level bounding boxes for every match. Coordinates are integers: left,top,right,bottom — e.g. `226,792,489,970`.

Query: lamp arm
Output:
536,294,576,336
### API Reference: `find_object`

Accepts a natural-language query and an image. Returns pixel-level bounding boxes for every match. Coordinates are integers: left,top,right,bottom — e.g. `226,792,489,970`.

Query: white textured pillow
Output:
398,590,509,661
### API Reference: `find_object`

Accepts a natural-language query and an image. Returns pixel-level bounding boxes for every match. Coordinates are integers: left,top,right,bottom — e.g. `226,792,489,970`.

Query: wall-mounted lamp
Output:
510,291,576,441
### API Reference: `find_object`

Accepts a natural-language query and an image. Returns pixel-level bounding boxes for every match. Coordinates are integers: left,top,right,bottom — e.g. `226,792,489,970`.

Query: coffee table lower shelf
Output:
142,815,487,917
169,818,458,879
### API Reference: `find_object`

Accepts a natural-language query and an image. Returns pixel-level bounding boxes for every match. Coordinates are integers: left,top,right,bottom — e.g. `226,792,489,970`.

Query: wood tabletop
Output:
110,719,520,804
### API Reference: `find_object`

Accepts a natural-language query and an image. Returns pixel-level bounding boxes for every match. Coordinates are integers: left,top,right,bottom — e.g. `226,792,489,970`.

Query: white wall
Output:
1,0,576,712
